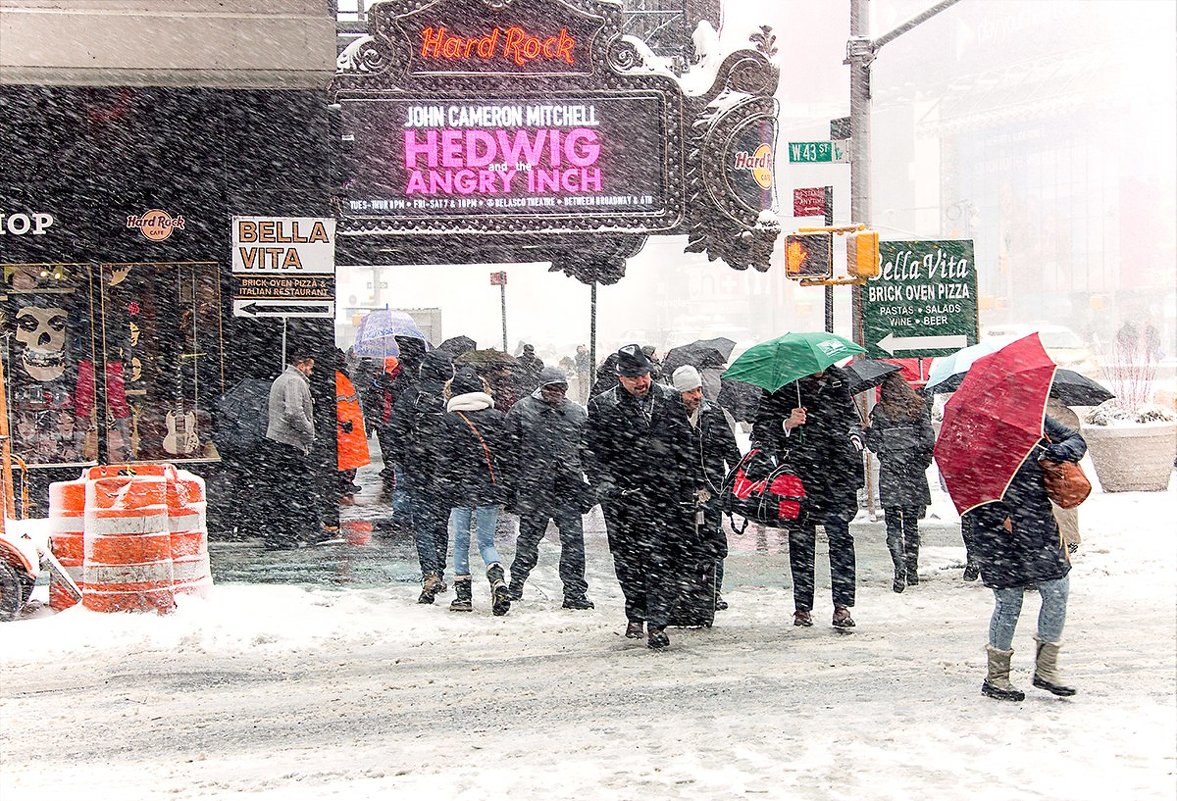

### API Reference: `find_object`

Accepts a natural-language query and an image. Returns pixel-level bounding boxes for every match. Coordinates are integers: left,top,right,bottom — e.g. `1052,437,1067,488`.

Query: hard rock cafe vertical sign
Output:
333,0,781,282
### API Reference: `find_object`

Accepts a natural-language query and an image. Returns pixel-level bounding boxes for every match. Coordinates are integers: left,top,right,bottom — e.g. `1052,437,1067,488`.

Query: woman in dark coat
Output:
752,367,865,629
439,368,511,616
865,374,934,593
966,414,1086,702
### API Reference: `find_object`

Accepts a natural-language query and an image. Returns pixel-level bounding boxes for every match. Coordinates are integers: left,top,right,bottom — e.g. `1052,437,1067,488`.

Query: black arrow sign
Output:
240,302,330,316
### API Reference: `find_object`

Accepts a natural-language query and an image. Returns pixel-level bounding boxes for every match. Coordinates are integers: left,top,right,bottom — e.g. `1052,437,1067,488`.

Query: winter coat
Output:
685,400,743,497
387,378,448,491
751,369,864,520
502,391,590,517
967,415,1087,590
266,365,315,451
865,404,934,509
583,382,694,514
335,370,370,472
439,392,506,507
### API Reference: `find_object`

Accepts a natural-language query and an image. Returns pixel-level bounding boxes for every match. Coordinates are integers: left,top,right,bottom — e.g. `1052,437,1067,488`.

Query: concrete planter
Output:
1083,421,1177,492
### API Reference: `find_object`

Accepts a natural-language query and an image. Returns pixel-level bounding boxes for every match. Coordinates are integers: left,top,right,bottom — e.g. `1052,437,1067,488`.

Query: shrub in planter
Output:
1082,403,1177,492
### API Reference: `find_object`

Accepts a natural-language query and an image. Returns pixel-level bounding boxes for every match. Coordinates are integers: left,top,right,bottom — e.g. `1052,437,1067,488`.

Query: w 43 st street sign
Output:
861,240,979,359
788,140,850,164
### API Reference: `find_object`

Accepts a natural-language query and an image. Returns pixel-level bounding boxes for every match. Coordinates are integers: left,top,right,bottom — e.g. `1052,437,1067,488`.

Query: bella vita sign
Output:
231,216,335,274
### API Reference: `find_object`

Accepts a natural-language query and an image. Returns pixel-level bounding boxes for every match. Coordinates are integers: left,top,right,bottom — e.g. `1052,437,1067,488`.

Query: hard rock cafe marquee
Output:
333,0,781,284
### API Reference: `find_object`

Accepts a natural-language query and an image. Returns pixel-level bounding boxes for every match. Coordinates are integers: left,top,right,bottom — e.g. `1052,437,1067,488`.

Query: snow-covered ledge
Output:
0,0,336,89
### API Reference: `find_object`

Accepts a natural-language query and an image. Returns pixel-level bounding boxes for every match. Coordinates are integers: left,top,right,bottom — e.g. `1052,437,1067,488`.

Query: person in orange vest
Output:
336,351,371,505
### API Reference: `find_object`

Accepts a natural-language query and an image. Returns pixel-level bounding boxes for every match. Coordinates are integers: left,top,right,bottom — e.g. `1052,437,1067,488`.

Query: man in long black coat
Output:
752,367,864,629
583,344,694,649
672,365,742,611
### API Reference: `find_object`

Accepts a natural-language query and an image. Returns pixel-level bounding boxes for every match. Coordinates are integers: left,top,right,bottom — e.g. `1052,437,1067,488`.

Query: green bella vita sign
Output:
862,240,978,359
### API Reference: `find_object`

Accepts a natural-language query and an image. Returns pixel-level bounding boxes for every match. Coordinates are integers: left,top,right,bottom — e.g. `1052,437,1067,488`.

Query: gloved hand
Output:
595,481,618,503
340,420,354,434
1041,443,1073,462
848,432,865,453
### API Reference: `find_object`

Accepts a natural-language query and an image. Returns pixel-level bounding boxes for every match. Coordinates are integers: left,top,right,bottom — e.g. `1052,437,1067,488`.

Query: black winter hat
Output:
450,368,484,395
419,350,454,382
614,343,653,377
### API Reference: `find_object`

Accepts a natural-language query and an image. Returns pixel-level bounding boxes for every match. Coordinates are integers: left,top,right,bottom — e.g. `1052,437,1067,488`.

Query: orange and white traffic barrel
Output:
168,469,211,598
47,475,86,611
82,474,174,614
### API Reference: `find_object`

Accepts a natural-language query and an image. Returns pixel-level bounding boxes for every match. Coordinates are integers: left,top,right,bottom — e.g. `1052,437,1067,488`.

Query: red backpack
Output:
722,448,806,532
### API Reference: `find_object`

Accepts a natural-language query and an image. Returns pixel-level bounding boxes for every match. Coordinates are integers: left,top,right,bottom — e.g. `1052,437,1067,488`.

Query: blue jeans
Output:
451,505,502,576
989,575,1070,650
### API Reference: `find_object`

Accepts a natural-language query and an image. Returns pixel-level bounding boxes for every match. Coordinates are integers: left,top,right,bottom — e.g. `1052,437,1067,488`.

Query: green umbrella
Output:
721,332,866,393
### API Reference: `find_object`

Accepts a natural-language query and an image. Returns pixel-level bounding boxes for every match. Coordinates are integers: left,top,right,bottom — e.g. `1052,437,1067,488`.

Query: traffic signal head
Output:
784,232,833,279
847,230,880,279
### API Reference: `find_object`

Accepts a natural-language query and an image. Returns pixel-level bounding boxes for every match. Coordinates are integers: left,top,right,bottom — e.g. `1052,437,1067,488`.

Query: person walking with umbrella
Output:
936,334,1087,701
729,333,866,630
864,373,934,593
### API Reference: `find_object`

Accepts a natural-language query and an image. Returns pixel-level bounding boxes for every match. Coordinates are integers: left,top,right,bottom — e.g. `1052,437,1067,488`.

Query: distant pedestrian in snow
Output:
516,343,545,395
501,366,594,609
583,344,694,650
264,352,318,550
865,374,934,593
968,415,1086,702
388,350,454,604
574,344,591,403
438,368,511,616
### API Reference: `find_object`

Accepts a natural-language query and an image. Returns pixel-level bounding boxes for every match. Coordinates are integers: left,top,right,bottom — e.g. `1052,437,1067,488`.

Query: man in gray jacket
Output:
502,366,594,609
264,353,317,549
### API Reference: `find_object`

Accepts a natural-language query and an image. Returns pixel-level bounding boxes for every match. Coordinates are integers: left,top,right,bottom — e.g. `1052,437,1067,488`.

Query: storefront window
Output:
1,263,96,466
99,262,224,463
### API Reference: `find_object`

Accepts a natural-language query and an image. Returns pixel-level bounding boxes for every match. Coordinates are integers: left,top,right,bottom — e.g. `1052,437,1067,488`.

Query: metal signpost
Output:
490,270,508,351
862,240,979,360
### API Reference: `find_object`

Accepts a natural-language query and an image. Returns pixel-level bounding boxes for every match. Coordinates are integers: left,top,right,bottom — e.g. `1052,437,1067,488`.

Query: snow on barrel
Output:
168,470,211,598
47,474,86,611
82,472,174,614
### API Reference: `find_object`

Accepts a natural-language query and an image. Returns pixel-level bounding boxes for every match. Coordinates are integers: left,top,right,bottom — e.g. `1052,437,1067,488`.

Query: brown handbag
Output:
1039,458,1091,509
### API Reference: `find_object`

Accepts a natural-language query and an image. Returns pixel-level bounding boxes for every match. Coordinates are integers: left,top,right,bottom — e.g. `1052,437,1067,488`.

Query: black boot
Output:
487,563,511,617
449,577,473,612
418,572,442,605
888,541,906,593
647,626,670,649
905,532,920,586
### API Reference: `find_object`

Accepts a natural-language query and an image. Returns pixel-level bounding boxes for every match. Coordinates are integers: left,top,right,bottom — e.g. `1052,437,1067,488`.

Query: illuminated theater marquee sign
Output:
333,0,781,278
343,95,665,219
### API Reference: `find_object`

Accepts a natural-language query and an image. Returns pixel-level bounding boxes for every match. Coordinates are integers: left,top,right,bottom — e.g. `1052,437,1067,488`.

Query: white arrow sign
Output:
877,332,968,355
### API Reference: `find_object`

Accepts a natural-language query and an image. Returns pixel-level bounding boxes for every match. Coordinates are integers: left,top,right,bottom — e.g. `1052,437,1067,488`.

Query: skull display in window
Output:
15,305,68,381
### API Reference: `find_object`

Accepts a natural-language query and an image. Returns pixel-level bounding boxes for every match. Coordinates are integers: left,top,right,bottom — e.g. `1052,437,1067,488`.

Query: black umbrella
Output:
663,337,738,376
717,378,764,424
839,359,902,396
437,335,477,357
932,367,1113,406
213,378,271,453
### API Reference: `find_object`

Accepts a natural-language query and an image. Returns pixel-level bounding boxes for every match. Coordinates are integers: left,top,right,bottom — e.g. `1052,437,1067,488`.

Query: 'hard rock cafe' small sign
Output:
126,209,185,241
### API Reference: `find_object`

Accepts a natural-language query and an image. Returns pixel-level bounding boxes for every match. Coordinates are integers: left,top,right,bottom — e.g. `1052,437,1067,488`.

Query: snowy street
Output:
2,477,1174,801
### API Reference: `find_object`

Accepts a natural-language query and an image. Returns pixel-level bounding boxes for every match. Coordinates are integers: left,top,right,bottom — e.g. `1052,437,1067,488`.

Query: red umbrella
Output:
934,334,1057,514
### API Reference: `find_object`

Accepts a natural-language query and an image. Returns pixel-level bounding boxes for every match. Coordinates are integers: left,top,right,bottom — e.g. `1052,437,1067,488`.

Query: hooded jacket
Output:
503,388,590,516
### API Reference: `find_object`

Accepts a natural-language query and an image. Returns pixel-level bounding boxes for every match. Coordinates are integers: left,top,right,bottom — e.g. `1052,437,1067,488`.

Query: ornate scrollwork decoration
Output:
750,25,778,59
337,36,393,76
606,37,644,73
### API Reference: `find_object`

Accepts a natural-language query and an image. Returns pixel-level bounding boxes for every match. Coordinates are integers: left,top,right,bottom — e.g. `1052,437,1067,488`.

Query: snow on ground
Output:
1,480,1174,801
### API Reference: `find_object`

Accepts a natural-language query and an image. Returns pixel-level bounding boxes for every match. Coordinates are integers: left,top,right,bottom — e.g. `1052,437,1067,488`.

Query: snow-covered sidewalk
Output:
1,484,1174,801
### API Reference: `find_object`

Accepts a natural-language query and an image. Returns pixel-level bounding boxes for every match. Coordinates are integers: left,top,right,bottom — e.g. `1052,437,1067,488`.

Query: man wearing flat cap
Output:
502,366,595,609
583,344,694,649
673,365,743,613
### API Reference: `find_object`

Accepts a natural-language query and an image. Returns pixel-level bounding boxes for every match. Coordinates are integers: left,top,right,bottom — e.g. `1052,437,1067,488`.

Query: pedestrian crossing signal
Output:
784,232,833,279
847,230,880,278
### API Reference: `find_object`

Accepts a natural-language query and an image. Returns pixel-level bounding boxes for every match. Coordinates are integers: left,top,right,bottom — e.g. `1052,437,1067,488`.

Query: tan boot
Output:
418,572,443,605
1032,637,1077,696
981,645,1025,701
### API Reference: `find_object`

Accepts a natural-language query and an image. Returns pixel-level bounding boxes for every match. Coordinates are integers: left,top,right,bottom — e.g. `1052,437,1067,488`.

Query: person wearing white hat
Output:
672,366,742,613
